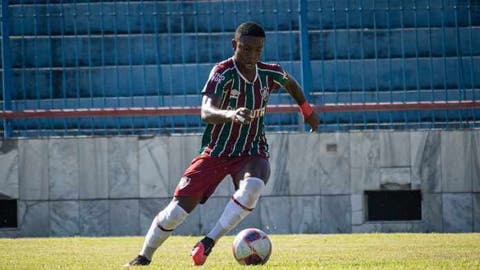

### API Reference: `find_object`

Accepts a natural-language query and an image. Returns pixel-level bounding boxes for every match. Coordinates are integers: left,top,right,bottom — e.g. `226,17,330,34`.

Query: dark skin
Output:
174,34,321,213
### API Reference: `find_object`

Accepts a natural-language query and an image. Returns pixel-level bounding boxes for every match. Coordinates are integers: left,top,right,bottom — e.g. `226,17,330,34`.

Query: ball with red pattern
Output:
232,228,272,265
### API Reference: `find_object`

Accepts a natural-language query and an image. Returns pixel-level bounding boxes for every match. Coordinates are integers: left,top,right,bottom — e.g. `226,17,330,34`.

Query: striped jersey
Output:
200,57,289,157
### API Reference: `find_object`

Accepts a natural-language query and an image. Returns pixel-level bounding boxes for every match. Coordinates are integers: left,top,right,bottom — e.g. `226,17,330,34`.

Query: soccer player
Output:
125,21,320,267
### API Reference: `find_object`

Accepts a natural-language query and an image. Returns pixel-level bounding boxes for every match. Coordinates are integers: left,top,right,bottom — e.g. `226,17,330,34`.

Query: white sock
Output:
140,201,188,260
206,199,248,242
207,177,265,242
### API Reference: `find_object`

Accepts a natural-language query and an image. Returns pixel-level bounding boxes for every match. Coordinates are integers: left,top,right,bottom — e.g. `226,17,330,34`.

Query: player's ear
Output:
231,39,237,51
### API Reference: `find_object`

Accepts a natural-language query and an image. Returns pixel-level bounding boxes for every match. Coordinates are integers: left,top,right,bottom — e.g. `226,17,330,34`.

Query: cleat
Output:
191,237,215,266
123,255,151,267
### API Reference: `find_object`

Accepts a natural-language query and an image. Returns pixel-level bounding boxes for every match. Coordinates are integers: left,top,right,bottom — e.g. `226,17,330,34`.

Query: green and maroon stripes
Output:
201,60,288,157
239,78,263,156
257,62,289,90
211,74,245,156
229,80,257,157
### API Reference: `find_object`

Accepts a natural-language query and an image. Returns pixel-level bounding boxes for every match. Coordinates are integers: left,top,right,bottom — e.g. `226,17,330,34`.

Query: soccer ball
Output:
232,228,272,265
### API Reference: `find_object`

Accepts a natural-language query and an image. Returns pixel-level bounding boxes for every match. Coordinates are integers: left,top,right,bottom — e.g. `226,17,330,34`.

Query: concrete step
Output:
9,1,301,36
8,1,479,36
309,27,480,61
8,27,479,68
309,57,480,93
307,1,478,30
4,57,478,99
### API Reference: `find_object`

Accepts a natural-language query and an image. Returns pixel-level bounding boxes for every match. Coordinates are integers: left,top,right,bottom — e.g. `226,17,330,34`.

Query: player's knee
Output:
174,196,201,213
235,177,265,209
156,201,189,231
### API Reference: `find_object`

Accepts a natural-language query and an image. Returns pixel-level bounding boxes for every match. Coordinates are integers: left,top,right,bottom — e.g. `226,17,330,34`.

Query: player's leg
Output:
207,156,269,241
140,196,201,259
192,156,269,266
126,196,201,266
127,154,228,267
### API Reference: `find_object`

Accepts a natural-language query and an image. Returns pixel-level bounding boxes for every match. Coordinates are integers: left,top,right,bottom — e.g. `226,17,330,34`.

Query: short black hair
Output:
235,22,266,39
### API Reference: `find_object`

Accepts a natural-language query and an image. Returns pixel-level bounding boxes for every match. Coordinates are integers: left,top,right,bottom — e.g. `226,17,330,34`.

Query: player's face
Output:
232,35,265,72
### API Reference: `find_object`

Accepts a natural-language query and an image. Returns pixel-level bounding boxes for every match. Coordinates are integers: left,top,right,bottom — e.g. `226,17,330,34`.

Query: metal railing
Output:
1,0,479,137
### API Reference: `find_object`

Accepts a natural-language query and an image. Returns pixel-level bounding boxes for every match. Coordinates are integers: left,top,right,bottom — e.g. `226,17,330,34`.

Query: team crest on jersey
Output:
211,72,225,82
260,86,269,101
230,89,240,99
177,176,191,190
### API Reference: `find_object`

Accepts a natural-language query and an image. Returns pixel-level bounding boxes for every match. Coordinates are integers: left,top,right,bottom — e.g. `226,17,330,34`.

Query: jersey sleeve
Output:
201,65,229,96
269,63,289,91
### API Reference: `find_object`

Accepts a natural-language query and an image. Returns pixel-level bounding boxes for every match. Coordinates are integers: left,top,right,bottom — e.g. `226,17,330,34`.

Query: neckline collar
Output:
232,57,258,84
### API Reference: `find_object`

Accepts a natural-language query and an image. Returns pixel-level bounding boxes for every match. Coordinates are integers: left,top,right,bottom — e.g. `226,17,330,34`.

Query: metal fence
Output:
1,0,479,137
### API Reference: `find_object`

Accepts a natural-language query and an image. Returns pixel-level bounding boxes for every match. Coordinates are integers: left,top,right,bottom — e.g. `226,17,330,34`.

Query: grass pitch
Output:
0,233,479,269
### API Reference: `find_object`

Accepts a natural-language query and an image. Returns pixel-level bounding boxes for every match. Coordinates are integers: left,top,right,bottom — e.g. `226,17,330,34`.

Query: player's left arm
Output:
283,73,320,132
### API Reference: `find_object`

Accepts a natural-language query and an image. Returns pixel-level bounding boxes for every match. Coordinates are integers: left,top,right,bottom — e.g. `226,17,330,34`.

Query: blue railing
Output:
2,0,13,136
1,0,479,137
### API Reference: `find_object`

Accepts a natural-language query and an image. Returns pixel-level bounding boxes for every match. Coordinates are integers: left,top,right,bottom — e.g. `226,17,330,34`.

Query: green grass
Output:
0,233,479,269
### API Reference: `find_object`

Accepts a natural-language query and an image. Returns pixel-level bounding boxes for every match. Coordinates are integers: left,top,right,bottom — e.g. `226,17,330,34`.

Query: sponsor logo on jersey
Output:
211,72,225,82
225,107,265,119
251,107,266,118
177,176,191,190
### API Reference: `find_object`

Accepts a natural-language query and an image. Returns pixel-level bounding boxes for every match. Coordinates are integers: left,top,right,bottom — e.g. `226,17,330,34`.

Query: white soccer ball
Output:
232,228,272,265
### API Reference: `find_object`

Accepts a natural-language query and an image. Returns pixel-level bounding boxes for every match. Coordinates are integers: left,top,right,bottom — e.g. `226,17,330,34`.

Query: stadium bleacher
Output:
1,0,479,136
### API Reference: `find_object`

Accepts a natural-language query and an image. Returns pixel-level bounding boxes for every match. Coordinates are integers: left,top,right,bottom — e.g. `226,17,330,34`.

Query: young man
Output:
125,21,320,267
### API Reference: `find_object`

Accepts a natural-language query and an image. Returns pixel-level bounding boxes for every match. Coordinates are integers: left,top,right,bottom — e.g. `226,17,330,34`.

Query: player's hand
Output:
304,111,320,132
227,107,251,124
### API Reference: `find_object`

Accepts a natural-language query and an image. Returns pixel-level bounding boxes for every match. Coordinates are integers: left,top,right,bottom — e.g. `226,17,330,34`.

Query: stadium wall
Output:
0,130,479,237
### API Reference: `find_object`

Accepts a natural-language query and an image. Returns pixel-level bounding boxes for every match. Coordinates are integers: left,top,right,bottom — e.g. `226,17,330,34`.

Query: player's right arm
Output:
201,93,250,125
